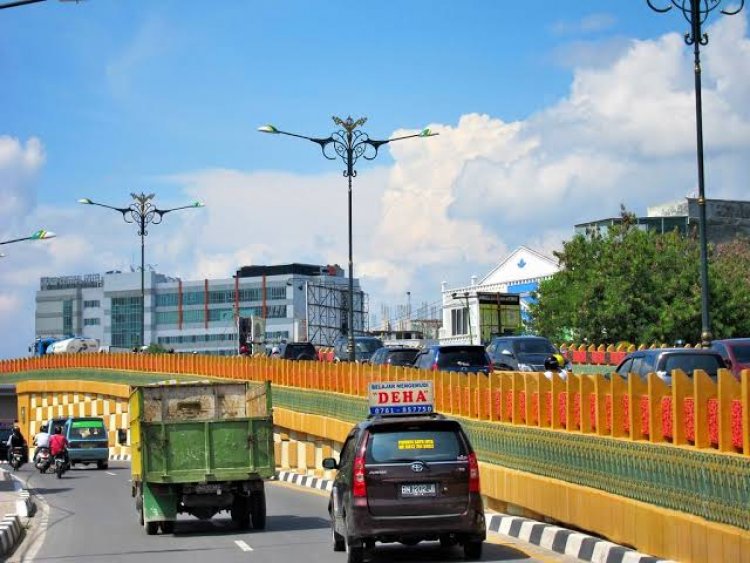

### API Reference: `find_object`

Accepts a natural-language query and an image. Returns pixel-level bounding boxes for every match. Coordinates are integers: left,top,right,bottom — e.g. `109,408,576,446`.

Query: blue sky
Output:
1,1,749,357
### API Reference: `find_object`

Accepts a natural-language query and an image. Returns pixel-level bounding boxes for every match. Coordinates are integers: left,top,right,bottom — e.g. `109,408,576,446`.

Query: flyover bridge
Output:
2,353,748,563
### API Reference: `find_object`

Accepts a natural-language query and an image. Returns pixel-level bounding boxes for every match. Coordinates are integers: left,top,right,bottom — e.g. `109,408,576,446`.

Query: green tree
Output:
529,210,750,344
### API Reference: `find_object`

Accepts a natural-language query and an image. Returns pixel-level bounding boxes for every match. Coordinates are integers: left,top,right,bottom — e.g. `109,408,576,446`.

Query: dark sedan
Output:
368,347,420,367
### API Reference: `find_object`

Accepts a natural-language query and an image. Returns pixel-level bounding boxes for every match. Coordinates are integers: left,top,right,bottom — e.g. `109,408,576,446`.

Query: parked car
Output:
0,425,12,462
277,342,318,361
333,336,384,363
368,347,420,367
614,348,727,385
413,345,492,375
710,338,750,379
323,413,485,561
486,335,569,372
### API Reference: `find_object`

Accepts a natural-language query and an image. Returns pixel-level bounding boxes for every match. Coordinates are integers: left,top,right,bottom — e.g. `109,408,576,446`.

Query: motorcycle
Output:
10,447,25,471
35,447,52,473
54,454,67,479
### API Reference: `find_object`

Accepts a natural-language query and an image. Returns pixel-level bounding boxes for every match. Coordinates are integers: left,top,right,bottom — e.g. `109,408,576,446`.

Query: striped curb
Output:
486,514,673,563
109,454,131,461
275,470,671,563
275,470,334,492
0,514,22,557
0,471,25,556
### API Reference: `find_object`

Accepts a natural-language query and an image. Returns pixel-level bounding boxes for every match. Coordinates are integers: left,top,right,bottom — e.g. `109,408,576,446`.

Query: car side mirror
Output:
322,457,338,470
117,428,128,446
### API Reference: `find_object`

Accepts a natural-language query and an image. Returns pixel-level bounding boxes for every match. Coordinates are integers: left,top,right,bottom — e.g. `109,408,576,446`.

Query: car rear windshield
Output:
356,339,383,353
732,344,750,363
438,347,487,367
513,339,556,355
285,344,314,354
663,354,723,377
366,425,467,463
69,419,106,440
388,350,419,364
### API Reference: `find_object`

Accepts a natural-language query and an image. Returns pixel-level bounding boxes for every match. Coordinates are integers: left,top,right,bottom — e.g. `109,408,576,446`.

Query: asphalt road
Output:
8,462,576,563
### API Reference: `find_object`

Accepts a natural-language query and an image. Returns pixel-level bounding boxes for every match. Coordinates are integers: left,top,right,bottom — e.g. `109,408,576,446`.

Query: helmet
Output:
271,346,280,355
544,355,560,371
554,353,566,368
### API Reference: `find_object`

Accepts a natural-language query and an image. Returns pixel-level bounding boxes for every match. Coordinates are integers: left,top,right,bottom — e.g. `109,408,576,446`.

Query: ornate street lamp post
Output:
79,193,204,348
259,116,437,361
646,0,745,345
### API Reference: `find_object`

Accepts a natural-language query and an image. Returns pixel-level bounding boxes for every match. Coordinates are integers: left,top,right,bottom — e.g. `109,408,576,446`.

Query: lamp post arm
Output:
0,236,33,245
84,200,131,216
154,202,205,216
0,0,45,9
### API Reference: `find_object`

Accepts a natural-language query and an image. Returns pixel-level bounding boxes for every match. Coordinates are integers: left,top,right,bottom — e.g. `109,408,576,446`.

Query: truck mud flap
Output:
143,482,178,523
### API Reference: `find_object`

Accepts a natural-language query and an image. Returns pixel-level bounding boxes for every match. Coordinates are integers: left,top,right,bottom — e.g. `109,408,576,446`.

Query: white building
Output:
34,263,367,355
440,246,559,345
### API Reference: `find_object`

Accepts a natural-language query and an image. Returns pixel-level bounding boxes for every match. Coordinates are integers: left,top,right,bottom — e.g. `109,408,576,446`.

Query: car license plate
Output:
400,483,437,497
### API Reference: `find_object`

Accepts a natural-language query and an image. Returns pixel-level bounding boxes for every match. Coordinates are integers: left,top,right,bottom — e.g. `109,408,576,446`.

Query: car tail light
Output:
431,362,438,371
352,433,369,498
487,361,494,373
468,452,480,493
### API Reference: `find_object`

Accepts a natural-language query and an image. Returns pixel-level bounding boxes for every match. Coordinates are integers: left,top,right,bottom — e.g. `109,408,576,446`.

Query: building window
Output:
451,307,469,336
237,305,286,319
155,293,178,307
183,291,205,306
83,300,100,308
111,296,142,348
155,311,179,325
266,286,287,300
63,300,73,335
83,318,100,326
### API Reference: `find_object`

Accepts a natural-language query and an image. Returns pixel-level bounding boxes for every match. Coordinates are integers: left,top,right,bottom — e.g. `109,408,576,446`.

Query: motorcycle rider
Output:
33,423,50,464
48,426,69,468
543,354,569,381
6,422,26,463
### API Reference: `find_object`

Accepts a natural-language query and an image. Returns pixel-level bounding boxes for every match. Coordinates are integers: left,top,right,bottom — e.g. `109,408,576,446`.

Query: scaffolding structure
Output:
306,281,368,346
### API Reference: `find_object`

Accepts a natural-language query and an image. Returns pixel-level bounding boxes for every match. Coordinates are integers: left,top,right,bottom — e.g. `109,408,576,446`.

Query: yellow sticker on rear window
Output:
397,439,435,450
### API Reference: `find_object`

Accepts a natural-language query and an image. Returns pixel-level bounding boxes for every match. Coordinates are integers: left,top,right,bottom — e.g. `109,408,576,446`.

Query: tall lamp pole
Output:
79,193,204,348
259,117,437,361
646,0,745,346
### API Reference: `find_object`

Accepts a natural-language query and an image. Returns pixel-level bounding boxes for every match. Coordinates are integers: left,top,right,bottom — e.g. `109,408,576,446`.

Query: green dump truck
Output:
127,380,274,535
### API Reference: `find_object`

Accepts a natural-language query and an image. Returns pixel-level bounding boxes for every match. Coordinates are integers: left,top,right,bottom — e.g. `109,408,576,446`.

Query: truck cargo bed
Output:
130,381,274,484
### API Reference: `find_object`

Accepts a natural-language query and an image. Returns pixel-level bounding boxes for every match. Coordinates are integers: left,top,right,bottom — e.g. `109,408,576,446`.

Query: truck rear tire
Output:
145,521,159,535
250,489,266,530
161,520,175,534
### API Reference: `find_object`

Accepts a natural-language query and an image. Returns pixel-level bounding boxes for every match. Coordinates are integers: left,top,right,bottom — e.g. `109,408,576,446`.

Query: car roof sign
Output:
368,380,434,416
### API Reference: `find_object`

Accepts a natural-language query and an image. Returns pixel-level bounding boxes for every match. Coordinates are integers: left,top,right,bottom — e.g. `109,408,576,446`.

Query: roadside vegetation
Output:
530,208,750,345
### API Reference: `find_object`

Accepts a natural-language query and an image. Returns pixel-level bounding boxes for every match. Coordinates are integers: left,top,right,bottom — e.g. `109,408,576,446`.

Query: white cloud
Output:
0,136,45,234
2,17,750,357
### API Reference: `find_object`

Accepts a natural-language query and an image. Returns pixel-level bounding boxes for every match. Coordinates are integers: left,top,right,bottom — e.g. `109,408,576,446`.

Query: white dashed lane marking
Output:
235,540,253,552
105,472,117,476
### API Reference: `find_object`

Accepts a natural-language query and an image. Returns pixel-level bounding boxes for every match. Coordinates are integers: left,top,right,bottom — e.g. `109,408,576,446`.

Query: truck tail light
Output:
352,432,370,498
468,452,480,493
